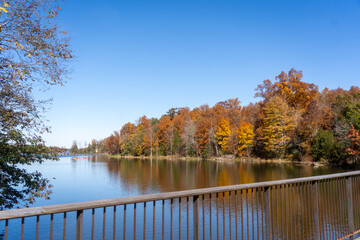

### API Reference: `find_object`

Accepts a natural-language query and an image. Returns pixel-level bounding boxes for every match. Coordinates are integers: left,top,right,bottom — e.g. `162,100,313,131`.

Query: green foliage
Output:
0,0,72,209
202,143,212,159
172,131,181,155
131,130,144,156
70,141,79,154
122,141,134,156
343,103,360,130
0,130,56,209
311,129,339,162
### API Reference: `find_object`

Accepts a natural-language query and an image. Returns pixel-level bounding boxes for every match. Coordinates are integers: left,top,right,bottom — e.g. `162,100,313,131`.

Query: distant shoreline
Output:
58,153,106,157
107,154,336,167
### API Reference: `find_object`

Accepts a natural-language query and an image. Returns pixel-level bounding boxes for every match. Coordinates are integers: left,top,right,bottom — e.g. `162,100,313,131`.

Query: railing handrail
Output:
1,170,358,220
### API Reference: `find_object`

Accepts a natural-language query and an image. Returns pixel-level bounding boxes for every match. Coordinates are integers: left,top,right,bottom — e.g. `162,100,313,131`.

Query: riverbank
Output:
108,154,331,167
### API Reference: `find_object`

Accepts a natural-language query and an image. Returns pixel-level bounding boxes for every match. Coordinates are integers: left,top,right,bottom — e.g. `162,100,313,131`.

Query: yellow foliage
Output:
0,7,8,13
236,122,255,156
262,96,296,157
216,117,231,151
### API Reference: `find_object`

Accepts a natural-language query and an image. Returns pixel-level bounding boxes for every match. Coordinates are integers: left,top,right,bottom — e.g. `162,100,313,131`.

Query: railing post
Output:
5,219,8,240
264,186,271,240
312,181,320,240
346,176,355,239
76,210,83,240
193,195,199,240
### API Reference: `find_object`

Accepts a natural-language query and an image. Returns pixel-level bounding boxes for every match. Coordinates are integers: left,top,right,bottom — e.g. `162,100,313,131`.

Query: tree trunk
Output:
215,143,218,156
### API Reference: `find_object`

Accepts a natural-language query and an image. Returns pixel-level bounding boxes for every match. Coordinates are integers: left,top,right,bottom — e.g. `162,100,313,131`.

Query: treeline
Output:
69,140,106,154
100,69,360,164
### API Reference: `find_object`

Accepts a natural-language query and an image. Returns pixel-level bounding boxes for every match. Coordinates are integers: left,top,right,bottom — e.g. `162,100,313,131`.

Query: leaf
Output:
0,7,8,12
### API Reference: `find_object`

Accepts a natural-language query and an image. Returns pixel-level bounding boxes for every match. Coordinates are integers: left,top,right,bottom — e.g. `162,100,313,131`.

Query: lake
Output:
0,155,349,239
23,155,346,207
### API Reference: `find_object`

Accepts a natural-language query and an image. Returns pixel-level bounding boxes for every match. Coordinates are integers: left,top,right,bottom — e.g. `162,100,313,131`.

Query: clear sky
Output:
42,0,360,148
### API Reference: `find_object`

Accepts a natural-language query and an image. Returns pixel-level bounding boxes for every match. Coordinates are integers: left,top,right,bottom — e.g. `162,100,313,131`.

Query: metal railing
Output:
1,171,360,239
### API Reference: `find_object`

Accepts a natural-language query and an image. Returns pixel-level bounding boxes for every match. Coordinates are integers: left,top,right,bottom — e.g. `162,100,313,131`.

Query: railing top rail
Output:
1,170,359,220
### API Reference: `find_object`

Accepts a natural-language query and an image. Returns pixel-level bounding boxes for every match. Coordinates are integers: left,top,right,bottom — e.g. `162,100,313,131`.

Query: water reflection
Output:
88,155,344,195
0,156,350,239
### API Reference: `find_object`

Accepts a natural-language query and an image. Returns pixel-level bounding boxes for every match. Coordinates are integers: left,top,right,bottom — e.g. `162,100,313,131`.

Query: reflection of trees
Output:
195,179,353,239
87,156,347,239
259,178,354,240
88,155,341,195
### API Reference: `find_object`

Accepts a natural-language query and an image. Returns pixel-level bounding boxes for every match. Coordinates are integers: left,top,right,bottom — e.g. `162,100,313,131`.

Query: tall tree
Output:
216,98,242,126
262,96,296,158
311,129,339,162
195,117,211,157
181,118,197,156
255,68,319,110
119,122,136,154
0,0,72,208
215,117,231,152
104,132,121,155
70,141,78,154
346,126,360,163
236,122,255,156
158,115,174,155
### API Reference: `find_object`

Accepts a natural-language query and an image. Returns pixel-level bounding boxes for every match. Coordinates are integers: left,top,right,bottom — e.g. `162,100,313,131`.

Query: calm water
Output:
21,155,346,207
0,155,349,239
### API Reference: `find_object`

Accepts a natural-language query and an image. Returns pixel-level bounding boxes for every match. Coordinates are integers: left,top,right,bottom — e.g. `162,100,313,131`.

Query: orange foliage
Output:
195,117,211,156
346,126,360,163
255,68,319,110
97,69,360,164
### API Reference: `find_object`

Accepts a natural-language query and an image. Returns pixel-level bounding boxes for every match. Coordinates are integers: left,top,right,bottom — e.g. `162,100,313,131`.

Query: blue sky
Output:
42,0,360,148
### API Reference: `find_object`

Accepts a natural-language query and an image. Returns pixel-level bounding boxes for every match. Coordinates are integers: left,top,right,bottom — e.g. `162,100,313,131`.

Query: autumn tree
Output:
340,91,360,130
119,122,136,155
104,132,121,155
143,118,158,157
134,116,150,155
216,117,231,152
255,69,318,159
236,122,255,156
208,125,219,156
166,124,175,154
98,69,360,164
131,130,145,156
216,98,242,126
181,118,197,156
240,103,260,126
262,96,296,158
0,0,72,208
158,115,174,155
255,68,319,110
346,126,360,163
195,117,211,157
